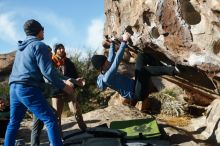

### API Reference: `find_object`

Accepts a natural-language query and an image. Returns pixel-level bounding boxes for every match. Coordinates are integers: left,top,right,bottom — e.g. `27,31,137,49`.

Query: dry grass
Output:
156,114,191,127
151,88,188,117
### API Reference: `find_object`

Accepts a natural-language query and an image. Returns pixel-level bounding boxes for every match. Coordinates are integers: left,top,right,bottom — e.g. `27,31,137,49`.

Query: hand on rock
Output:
122,32,131,42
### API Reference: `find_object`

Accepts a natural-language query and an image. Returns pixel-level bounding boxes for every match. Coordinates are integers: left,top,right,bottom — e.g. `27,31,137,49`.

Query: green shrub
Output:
68,51,104,113
0,83,9,99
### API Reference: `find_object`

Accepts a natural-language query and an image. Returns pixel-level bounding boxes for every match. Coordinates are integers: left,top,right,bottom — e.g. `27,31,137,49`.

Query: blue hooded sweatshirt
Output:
9,36,65,90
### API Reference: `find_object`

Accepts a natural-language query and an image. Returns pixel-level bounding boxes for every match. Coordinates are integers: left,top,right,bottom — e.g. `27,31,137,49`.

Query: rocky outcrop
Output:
104,0,220,105
193,99,220,143
0,51,15,82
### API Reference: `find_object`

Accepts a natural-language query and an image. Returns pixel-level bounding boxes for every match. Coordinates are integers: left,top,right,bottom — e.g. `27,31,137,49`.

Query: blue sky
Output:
0,0,104,56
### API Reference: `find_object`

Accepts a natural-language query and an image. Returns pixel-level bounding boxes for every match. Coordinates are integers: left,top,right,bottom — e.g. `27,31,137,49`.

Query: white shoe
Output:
160,61,172,67
174,66,180,73
160,61,180,75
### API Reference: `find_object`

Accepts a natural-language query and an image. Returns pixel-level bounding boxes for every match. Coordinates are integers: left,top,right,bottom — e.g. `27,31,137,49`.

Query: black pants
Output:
134,53,175,101
31,106,58,146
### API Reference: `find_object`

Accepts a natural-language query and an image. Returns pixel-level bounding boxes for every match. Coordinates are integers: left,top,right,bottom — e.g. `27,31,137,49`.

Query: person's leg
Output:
135,66,176,100
135,53,154,100
136,52,178,76
4,84,27,146
30,115,44,146
134,73,151,101
135,53,161,72
67,95,87,130
135,53,177,100
19,85,63,146
142,66,176,76
51,96,64,137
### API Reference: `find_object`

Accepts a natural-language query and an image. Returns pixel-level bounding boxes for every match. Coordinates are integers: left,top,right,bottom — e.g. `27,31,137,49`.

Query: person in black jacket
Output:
51,43,87,137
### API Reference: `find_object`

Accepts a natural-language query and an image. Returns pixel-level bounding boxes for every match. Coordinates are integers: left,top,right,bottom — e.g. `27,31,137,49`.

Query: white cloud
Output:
37,12,75,37
0,4,103,56
86,18,104,54
0,12,21,43
65,47,83,57
45,37,59,49
0,7,76,39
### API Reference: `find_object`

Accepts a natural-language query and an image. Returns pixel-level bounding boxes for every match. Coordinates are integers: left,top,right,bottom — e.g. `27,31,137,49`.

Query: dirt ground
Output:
0,105,219,146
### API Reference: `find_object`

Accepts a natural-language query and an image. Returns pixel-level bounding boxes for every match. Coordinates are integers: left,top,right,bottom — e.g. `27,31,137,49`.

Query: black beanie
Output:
91,55,107,70
54,43,64,54
23,19,44,36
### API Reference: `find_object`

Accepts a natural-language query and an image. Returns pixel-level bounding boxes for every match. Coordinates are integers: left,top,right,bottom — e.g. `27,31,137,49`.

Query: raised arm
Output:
35,43,66,90
102,32,131,83
102,42,127,83
107,41,116,64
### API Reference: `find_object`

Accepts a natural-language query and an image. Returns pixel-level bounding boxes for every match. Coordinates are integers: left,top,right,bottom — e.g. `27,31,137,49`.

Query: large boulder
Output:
0,51,15,82
104,0,220,105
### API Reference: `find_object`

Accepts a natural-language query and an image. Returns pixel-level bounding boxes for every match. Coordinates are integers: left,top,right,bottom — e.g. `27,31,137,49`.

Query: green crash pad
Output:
110,118,161,139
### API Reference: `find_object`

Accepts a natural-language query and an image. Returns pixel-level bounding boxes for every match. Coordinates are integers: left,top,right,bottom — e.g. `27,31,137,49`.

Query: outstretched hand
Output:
122,32,131,42
63,79,75,95
65,78,74,88
76,77,86,87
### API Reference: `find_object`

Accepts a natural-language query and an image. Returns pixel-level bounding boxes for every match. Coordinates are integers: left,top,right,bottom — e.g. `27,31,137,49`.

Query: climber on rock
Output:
91,31,180,112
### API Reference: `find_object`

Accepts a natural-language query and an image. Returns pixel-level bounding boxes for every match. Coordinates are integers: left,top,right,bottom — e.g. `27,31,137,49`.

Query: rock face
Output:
0,51,15,82
104,0,220,105
1,0,220,106
193,99,220,143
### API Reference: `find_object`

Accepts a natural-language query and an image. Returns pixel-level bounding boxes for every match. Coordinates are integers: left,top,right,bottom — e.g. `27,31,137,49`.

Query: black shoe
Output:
160,61,180,75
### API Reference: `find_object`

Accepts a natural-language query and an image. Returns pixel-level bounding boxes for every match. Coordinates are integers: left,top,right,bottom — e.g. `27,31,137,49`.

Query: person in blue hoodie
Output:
30,45,87,146
4,19,74,146
91,32,179,112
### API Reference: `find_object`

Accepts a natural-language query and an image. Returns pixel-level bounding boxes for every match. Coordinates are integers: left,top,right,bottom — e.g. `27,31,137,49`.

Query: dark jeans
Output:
31,116,44,146
134,53,175,100
31,106,58,146
4,84,63,146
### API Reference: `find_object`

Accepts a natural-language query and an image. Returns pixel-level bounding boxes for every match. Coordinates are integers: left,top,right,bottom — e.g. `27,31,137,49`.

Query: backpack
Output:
63,118,171,146
63,126,126,146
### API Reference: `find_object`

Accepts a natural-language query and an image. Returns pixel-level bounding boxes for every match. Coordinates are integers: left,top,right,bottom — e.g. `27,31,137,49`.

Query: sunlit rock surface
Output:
104,0,220,105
